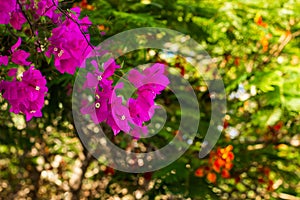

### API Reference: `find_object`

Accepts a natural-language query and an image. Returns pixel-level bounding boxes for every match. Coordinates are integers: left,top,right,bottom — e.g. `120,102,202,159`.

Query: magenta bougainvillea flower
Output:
128,63,169,90
10,37,31,66
80,60,169,137
35,0,61,22
127,63,169,127
128,97,153,127
0,56,9,66
0,0,16,24
84,58,120,88
108,83,133,135
130,126,148,139
11,50,31,66
0,1,27,30
9,10,27,30
45,7,92,75
0,67,48,121
80,85,112,124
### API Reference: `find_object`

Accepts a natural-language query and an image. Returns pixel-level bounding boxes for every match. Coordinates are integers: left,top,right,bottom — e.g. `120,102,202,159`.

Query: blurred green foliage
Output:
0,0,300,199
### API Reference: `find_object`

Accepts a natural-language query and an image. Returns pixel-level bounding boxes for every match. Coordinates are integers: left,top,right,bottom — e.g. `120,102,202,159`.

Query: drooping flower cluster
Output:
0,0,94,121
0,67,48,121
195,145,234,183
45,7,92,75
128,64,170,127
81,60,169,136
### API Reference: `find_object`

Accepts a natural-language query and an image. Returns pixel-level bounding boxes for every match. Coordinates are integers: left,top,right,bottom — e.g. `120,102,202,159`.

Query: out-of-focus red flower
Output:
104,167,115,175
267,180,274,191
269,121,283,132
258,177,265,183
235,176,240,183
223,120,229,129
195,167,204,177
207,172,217,183
213,158,225,173
73,0,95,10
221,169,230,178
225,162,233,170
144,172,152,181
234,57,240,66
195,145,235,182
255,15,268,28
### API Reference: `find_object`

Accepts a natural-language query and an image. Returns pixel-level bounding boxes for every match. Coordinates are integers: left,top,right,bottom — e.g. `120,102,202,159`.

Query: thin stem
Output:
16,0,34,37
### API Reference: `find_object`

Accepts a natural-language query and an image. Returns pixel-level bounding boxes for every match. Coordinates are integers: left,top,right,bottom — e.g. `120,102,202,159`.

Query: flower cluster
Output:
0,0,61,30
34,0,61,22
128,64,169,127
0,0,26,30
195,145,234,183
0,66,48,121
0,0,93,121
45,7,92,74
81,60,169,136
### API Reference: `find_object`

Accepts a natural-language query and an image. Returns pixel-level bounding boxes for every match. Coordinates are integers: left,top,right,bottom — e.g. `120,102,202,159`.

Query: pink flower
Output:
84,58,120,88
128,97,152,126
0,67,48,121
35,0,61,22
128,63,169,91
10,37,31,66
0,55,8,66
80,59,170,137
45,8,92,74
130,126,148,139
80,85,112,124
0,0,16,24
108,85,133,135
11,50,31,66
10,10,26,30
127,63,169,127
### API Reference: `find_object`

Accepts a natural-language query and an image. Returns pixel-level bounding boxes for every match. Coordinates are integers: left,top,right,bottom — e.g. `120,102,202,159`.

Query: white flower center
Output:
58,50,64,57
97,75,102,81
95,102,101,108
121,115,126,120
35,86,40,91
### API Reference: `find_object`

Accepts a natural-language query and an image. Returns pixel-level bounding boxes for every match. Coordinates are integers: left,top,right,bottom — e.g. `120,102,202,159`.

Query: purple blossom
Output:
80,85,112,124
128,97,152,126
84,58,120,88
0,56,8,66
10,10,26,30
11,50,31,66
0,67,48,121
80,59,170,137
35,0,61,22
130,126,148,139
45,7,92,74
0,0,16,24
128,63,169,91
7,68,17,77
127,63,169,127
108,85,133,135
10,38,31,66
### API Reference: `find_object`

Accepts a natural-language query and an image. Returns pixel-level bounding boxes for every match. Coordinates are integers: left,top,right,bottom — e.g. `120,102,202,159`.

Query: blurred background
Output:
0,0,300,199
